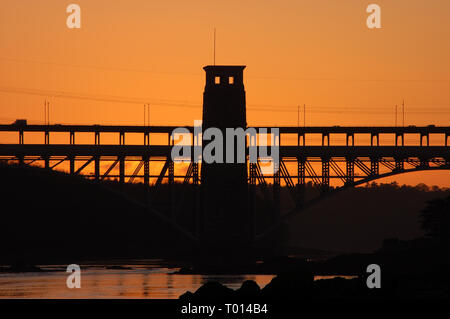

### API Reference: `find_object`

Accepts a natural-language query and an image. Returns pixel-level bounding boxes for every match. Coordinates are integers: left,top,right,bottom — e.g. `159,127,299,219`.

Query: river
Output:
0,260,356,299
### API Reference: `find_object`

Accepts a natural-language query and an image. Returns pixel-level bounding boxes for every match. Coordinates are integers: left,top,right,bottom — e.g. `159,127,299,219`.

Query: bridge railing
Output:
0,124,449,147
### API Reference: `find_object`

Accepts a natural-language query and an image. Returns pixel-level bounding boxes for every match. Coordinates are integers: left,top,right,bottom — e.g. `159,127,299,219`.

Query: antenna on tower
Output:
213,28,216,66
304,104,306,127
402,100,405,127
44,100,50,125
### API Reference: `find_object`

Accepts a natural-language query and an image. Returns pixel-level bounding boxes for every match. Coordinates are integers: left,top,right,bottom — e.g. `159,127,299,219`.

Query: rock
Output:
236,280,261,298
192,282,235,300
179,291,194,302
262,269,314,299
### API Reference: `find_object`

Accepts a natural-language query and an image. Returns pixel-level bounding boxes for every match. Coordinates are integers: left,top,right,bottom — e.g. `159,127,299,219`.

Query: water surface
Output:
0,260,356,299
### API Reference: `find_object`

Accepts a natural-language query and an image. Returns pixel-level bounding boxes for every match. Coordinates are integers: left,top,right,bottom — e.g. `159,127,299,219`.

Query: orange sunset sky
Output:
0,0,449,187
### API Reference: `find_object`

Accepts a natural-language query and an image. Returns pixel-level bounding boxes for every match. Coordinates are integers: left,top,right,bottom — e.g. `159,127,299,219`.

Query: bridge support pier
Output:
119,156,125,184
192,162,200,238
18,155,24,166
94,156,100,181
273,169,281,224
44,156,50,170
322,158,330,190
370,158,379,176
69,157,75,175
143,156,150,186
249,163,257,240
296,158,306,206
395,159,404,171
346,158,354,185
168,160,175,221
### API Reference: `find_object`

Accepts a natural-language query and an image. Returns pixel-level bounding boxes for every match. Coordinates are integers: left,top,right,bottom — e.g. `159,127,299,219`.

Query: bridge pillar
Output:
19,131,24,144
296,158,306,207
94,156,100,181
273,169,281,223
44,156,50,169
144,132,150,146
297,158,305,185
119,156,125,183
168,160,175,221
70,132,75,144
249,163,257,240
321,158,330,189
70,157,75,175
446,134,449,147
192,162,200,238
249,163,257,186
395,159,404,171
119,132,125,145
419,158,430,168
45,131,49,144
346,158,354,185
192,163,199,185
143,156,150,186
370,158,379,176
18,155,24,167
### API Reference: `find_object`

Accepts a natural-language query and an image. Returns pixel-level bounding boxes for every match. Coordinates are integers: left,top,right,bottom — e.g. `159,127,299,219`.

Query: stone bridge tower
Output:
200,65,252,263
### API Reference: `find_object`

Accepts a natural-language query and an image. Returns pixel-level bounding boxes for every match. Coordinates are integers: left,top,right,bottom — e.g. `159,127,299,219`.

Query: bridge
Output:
1,123,449,195
1,65,450,247
3,123,449,242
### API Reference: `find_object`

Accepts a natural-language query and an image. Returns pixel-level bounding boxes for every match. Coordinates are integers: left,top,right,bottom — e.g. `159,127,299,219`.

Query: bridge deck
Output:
1,124,449,134
0,144,448,159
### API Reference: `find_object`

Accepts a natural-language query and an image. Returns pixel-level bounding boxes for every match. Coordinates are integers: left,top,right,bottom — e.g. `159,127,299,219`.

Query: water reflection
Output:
0,261,356,299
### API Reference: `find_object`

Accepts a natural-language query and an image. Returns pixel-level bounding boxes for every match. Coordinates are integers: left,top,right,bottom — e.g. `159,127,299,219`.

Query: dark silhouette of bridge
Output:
1,124,449,184
1,65,450,249
1,123,449,239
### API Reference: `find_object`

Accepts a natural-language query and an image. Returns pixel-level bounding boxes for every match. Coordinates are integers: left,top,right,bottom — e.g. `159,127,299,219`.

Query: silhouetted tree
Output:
419,196,450,240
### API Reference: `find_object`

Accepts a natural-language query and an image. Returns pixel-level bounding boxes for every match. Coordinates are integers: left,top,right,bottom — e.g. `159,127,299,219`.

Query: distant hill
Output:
288,182,450,253
0,163,195,265
1,162,448,265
